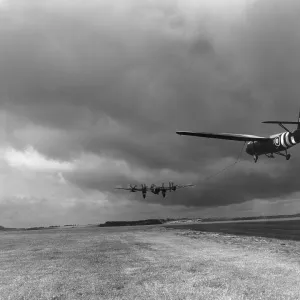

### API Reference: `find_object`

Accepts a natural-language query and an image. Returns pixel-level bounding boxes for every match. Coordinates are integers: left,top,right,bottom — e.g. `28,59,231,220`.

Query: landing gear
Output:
142,193,146,199
274,150,291,160
253,154,258,163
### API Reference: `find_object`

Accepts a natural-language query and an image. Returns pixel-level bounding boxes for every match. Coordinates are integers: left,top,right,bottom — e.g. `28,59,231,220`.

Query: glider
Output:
177,111,300,163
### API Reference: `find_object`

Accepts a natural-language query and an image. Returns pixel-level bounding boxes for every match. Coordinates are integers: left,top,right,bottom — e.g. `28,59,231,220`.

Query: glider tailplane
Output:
262,109,300,130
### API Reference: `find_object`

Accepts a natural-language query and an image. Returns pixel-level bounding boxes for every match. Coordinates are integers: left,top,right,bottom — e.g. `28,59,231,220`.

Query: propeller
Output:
129,184,137,192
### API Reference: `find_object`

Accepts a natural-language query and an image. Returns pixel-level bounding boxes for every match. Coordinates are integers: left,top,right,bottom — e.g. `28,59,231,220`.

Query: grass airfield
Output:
1,222,300,300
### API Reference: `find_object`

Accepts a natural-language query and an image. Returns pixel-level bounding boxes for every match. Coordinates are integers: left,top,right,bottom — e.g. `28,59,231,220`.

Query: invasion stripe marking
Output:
285,132,292,147
281,133,286,148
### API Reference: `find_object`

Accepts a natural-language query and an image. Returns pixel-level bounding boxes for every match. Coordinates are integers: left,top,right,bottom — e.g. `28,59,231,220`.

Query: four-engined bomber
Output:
115,182,194,199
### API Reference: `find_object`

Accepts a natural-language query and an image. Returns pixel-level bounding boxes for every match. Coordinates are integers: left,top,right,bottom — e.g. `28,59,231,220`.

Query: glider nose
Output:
292,130,300,143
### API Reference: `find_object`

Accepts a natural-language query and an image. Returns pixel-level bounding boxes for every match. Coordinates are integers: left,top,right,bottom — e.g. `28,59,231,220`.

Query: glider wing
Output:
176,131,270,142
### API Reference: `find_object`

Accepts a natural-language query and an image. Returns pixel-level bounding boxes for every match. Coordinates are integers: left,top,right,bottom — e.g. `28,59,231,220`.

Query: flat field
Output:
1,223,300,300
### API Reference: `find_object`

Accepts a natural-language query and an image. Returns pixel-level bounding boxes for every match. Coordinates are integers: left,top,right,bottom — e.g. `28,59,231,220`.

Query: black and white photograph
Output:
1,0,300,299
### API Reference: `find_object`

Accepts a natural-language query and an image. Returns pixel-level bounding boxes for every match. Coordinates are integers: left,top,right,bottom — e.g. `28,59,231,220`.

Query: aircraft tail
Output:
262,109,300,130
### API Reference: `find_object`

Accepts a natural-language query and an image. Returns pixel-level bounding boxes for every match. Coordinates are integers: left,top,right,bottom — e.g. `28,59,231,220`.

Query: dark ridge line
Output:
98,219,170,227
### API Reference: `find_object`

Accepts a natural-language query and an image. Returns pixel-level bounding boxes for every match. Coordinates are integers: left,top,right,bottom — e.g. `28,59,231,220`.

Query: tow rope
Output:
202,141,246,182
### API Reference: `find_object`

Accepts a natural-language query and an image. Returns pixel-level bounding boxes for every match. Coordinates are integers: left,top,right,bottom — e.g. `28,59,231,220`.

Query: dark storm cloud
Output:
241,0,300,113
2,0,300,208
1,0,225,168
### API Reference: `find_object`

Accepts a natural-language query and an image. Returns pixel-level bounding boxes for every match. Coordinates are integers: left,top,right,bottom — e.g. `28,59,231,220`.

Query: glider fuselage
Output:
246,130,300,156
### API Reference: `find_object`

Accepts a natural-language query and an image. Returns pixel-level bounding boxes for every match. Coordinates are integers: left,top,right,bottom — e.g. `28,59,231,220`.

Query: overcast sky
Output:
1,0,300,227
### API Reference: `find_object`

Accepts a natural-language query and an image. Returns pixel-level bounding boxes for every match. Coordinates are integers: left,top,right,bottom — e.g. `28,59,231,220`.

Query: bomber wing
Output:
176,184,195,189
115,187,142,191
176,131,270,142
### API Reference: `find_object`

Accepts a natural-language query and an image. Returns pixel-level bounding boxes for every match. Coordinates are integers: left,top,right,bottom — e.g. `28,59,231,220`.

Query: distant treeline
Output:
26,225,60,230
98,219,175,227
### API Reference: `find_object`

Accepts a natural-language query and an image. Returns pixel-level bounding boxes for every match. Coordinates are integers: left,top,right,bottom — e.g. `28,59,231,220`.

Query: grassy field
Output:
1,225,300,300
